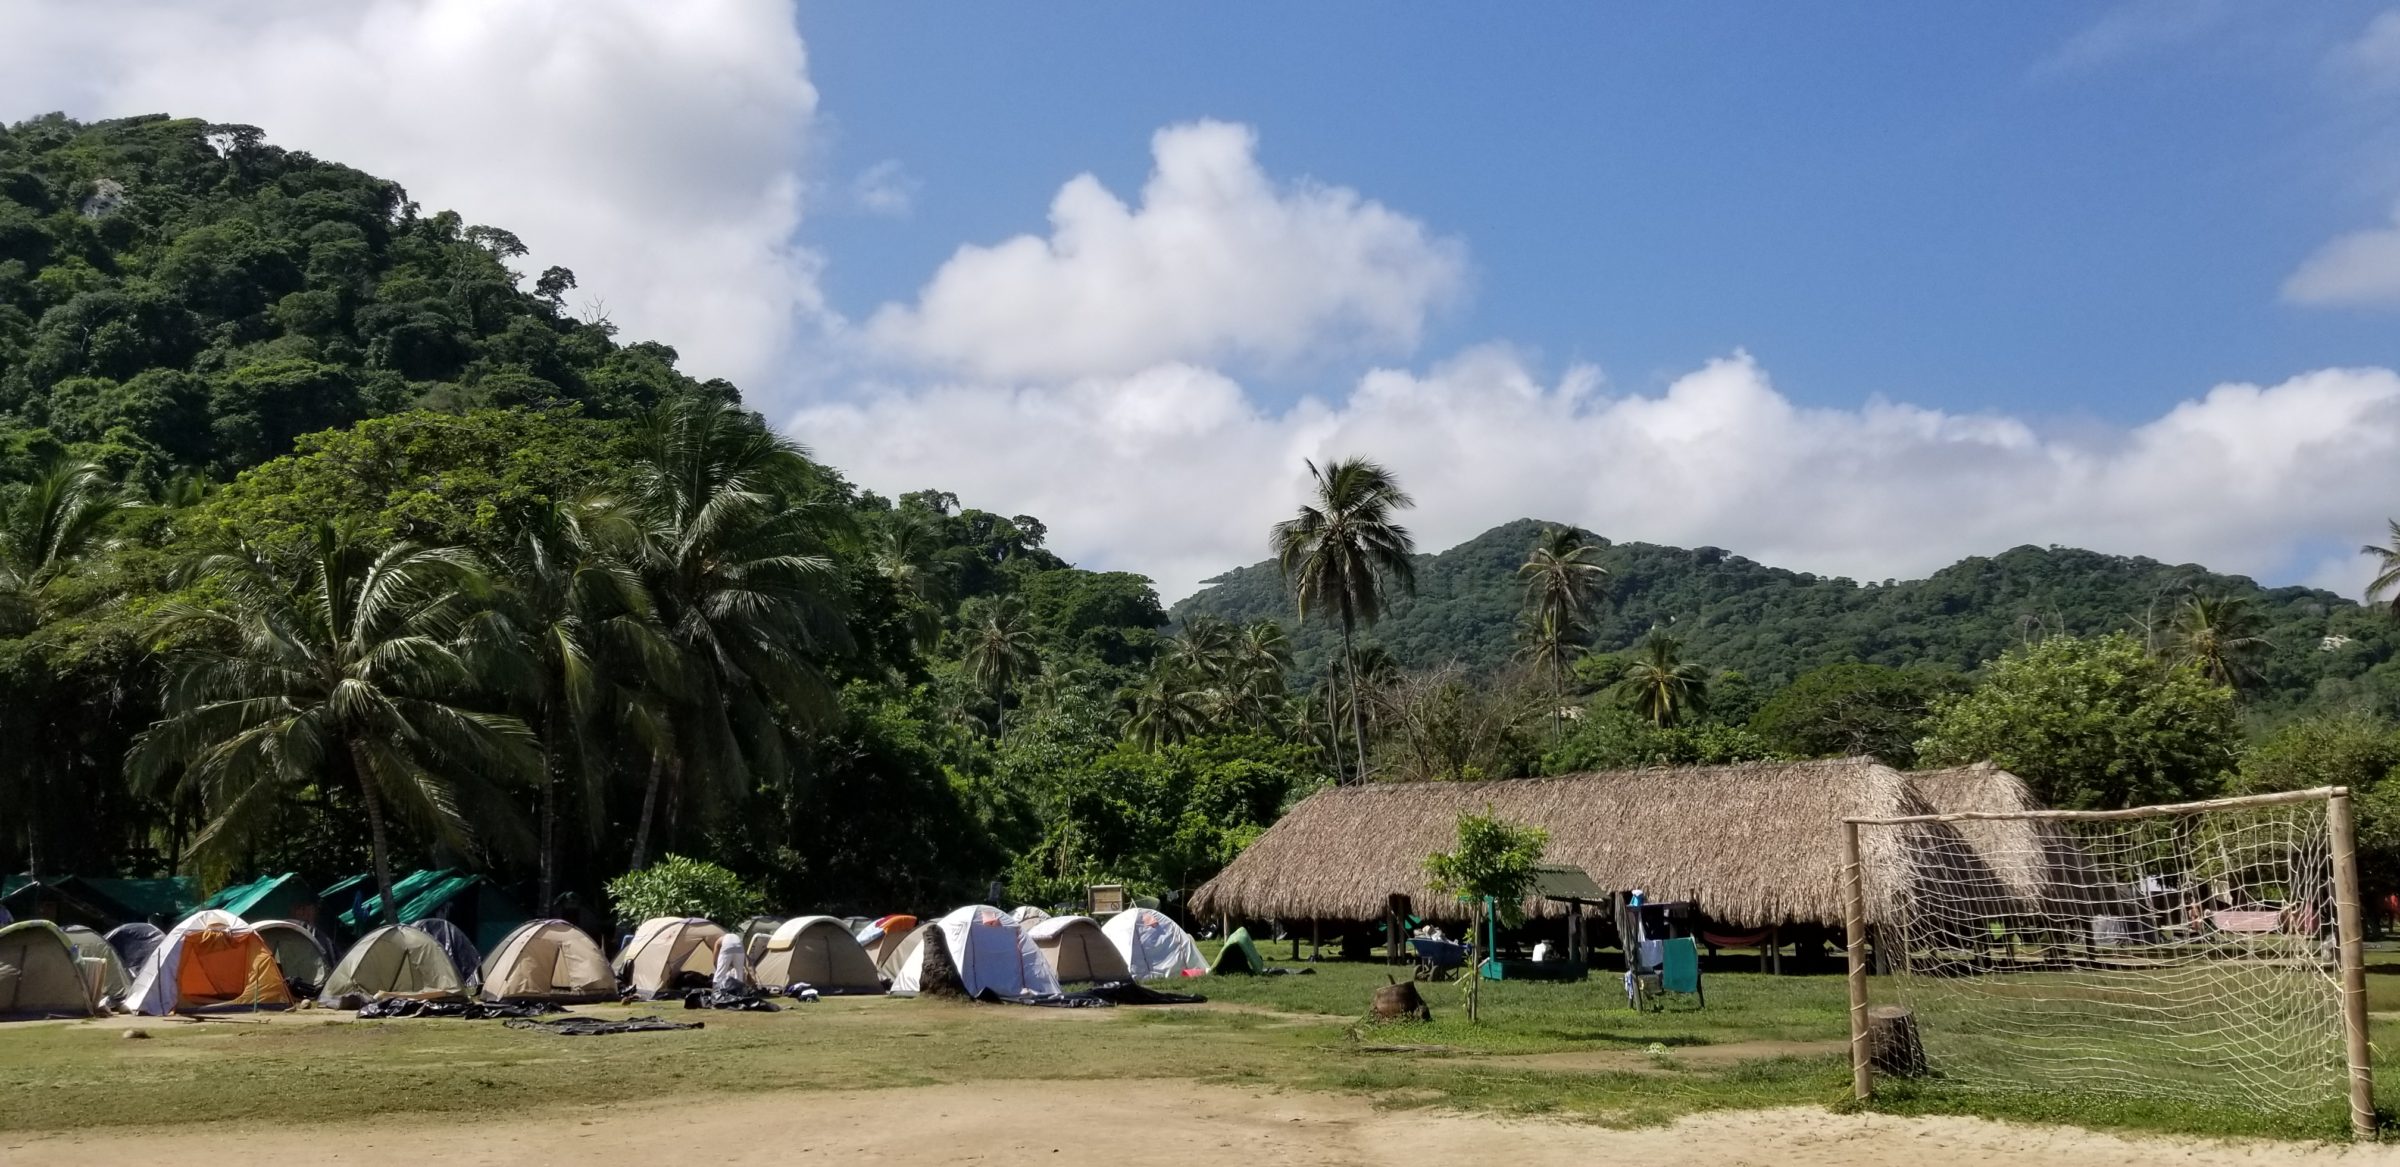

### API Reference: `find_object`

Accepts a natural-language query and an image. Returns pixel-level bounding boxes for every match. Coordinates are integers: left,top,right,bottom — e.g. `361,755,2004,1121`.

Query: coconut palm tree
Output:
1616,633,1709,727
1517,526,1607,715
1224,620,1294,729
127,523,538,925
626,397,849,869
481,496,675,911
1124,660,1210,749
0,456,135,636
871,510,960,650
2168,592,2269,689
1271,457,1416,783
2365,520,2400,618
961,594,1041,737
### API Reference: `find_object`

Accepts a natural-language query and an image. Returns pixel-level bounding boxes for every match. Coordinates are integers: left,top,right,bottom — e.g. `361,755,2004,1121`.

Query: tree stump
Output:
1370,976,1432,1022
1867,1005,1926,1077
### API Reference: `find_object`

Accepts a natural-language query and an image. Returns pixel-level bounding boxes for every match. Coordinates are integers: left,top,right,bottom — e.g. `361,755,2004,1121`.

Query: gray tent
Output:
408,919,483,987
320,925,466,1002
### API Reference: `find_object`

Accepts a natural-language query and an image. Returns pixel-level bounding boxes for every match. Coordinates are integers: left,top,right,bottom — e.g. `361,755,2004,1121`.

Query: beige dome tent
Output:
251,920,332,995
478,920,614,1003
60,924,131,1007
752,916,883,994
0,920,97,1020
1026,916,1132,984
615,917,727,1000
320,925,466,1002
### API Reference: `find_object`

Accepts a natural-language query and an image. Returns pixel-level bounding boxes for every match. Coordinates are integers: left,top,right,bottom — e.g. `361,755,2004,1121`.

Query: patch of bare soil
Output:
1461,1038,1845,1073
8,1080,2397,1166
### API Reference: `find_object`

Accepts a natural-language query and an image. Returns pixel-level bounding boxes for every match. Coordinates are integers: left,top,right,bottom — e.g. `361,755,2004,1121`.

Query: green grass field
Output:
4,948,2397,1140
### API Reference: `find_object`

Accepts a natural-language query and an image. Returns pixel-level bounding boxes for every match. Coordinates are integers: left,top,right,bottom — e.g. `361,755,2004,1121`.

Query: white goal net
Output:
1849,789,2364,1115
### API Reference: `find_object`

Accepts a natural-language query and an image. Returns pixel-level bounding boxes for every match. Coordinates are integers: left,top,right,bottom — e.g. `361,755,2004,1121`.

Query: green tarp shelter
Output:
1211,927,1266,975
326,869,526,952
199,873,311,922
1,875,196,931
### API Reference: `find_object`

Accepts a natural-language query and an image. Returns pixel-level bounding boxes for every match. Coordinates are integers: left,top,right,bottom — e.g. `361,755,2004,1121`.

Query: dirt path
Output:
8,1080,2396,1166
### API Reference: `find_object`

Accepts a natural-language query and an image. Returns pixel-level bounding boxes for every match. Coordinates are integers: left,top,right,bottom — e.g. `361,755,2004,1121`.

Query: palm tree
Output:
1124,661,1209,749
960,594,1041,737
1271,457,1416,783
1165,615,1239,686
127,523,538,925
2168,592,2269,689
0,456,135,636
482,496,673,912
626,396,848,869
1225,621,1294,729
1,457,137,874
1517,526,1607,720
871,510,959,649
2365,520,2400,617
1616,632,1709,727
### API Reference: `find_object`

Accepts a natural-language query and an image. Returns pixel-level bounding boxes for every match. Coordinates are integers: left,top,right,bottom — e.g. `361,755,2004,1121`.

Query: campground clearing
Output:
8,960,2400,1159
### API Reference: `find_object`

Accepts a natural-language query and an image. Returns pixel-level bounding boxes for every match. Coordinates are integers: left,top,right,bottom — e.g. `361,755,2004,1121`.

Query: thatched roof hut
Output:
1190,758,2041,929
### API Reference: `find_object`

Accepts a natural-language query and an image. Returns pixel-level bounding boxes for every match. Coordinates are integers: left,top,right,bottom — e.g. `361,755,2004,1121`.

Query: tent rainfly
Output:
61,923,132,1005
320,925,467,1002
1190,758,2043,929
1102,908,1208,981
0,920,98,1019
407,919,482,987
859,915,918,973
1026,916,1130,984
1008,906,1050,926
251,920,333,995
105,921,166,974
753,916,884,994
478,920,614,1003
615,918,727,1000
123,910,294,1015
886,906,1059,999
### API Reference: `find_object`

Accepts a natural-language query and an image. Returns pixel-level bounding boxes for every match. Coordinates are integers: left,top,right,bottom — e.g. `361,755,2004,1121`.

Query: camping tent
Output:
200,873,313,923
734,916,786,963
106,922,165,973
60,924,131,1005
860,915,917,973
1102,909,1209,981
1211,927,1267,975
1009,906,1051,926
0,920,98,1019
123,911,294,1015
251,920,333,995
615,917,727,1000
1027,916,1131,984
408,919,482,987
887,905,1060,998
320,926,466,1002
752,916,883,994
478,920,614,1003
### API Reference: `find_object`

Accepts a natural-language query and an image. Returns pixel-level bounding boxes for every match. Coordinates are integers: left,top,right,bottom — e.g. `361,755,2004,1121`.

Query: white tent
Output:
887,905,1059,998
1102,908,1208,981
1026,915,1131,984
122,909,295,1015
1008,906,1050,926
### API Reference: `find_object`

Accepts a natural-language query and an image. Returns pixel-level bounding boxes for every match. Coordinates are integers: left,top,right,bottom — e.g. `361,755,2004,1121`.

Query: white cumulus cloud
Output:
864,120,1467,382
0,0,825,389
795,351,2400,604
2286,202,2400,308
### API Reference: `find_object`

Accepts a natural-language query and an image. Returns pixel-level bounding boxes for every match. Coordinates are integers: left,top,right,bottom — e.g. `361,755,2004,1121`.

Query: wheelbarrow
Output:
1408,936,1469,982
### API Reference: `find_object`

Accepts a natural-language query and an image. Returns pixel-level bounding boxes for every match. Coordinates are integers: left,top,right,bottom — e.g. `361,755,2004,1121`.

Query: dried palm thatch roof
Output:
1190,758,2041,929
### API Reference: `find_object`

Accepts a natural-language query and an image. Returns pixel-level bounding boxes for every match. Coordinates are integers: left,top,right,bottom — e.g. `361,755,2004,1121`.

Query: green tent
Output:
1211,927,1266,975
330,869,527,952
0,875,195,931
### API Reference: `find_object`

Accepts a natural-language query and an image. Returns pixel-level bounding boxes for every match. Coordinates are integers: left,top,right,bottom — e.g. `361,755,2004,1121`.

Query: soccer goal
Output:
1841,786,2373,1138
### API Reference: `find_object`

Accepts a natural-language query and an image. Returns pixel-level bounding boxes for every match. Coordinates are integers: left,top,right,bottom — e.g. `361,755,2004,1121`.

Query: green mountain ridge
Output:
1171,518,2400,714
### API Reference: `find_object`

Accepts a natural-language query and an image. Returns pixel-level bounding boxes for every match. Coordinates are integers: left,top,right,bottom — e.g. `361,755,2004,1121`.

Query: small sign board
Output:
1088,884,1127,916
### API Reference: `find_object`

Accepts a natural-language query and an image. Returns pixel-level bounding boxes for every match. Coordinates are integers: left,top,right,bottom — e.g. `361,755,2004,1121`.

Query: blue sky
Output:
13,2,2400,599
801,3,2400,422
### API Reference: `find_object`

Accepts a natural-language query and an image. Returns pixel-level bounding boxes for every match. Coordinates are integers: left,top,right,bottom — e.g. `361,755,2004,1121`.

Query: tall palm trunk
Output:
347,738,402,927
632,750,665,870
1341,617,1367,785
1323,687,1346,784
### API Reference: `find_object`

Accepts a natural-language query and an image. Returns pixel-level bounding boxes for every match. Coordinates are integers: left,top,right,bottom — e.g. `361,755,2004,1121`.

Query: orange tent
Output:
126,918,294,1014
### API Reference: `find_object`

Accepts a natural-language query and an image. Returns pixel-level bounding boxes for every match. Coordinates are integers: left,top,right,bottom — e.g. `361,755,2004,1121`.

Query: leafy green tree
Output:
1616,633,1709,727
0,456,134,636
1747,662,1962,765
2232,712,2400,897
1272,456,1416,783
2365,519,2400,617
604,853,763,925
961,594,1041,738
127,523,538,924
1544,708,1782,772
1424,809,1549,1021
1916,632,2239,808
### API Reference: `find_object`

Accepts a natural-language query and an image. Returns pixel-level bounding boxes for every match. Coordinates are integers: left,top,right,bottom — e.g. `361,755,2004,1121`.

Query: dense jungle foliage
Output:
12,114,2400,927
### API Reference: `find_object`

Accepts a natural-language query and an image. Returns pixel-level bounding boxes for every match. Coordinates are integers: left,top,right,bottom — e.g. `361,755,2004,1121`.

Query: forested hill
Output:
1173,519,2400,713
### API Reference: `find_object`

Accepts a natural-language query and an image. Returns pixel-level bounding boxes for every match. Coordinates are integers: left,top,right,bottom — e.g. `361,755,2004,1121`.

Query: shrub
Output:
604,854,764,925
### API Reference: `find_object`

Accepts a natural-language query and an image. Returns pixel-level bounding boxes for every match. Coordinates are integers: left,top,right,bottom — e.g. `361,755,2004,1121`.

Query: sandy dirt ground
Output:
10,1079,2400,1166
